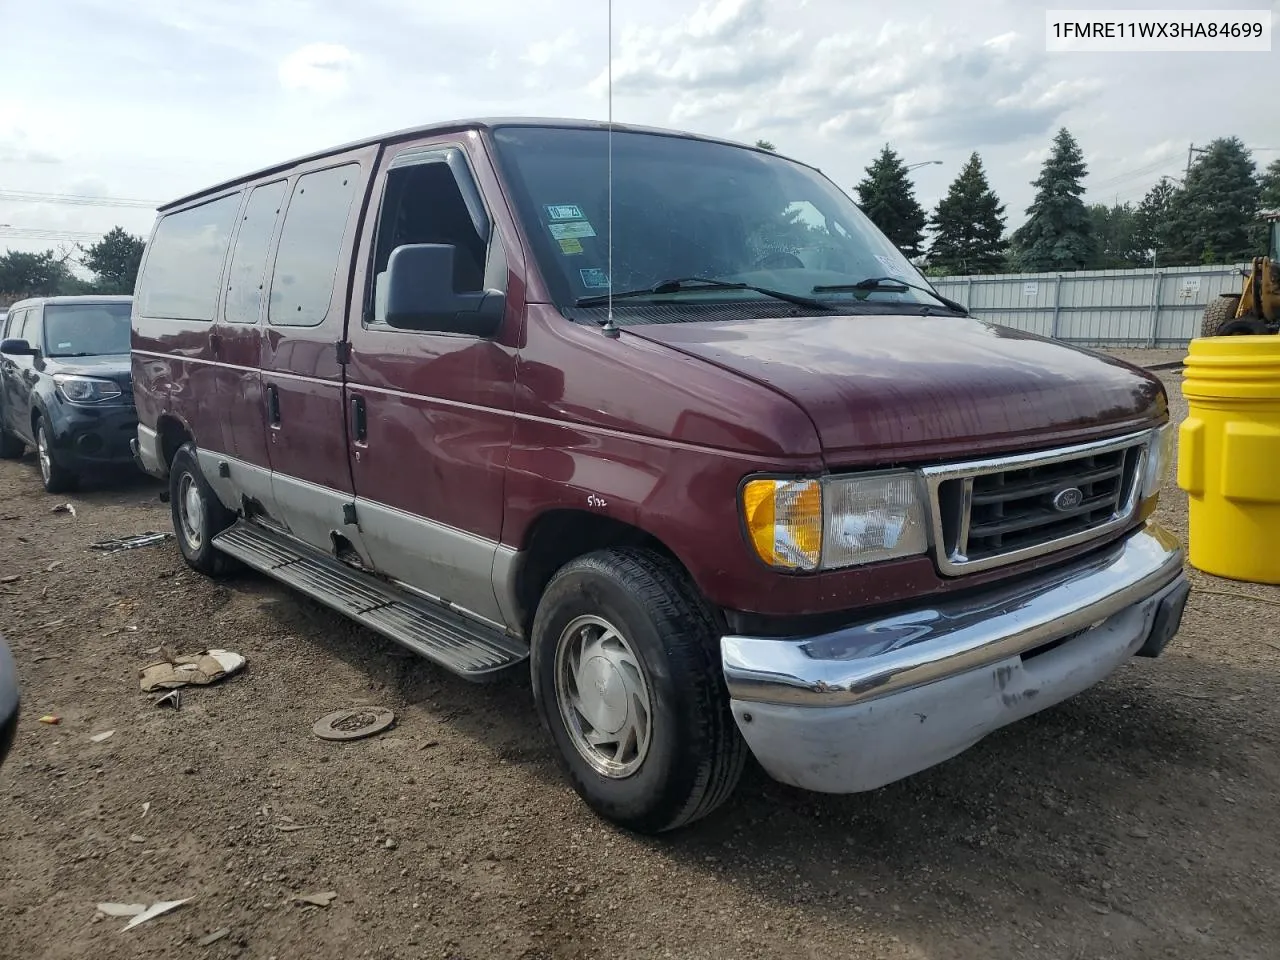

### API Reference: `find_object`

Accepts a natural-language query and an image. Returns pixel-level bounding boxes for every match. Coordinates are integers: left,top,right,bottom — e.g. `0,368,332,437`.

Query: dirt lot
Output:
2,352,1278,960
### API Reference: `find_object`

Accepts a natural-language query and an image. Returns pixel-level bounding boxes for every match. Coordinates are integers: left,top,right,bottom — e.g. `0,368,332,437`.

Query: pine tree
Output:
1134,177,1180,263
1162,137,1259,264
1009,128,1094,272
854,144,928,259
927,152,1007,274
754,139,776,152
1261,158,1280,211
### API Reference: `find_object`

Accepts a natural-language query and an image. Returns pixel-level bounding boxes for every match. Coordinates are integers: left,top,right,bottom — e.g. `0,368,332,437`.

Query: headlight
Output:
1140,421,1175,501
52,374,122,404
741,471,929,571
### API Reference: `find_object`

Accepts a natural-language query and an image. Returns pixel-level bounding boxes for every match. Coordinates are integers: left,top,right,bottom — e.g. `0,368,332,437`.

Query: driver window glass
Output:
368,161,486,327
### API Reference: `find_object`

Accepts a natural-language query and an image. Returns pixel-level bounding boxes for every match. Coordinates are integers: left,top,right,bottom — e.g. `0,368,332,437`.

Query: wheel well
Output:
157,416,192,470
514,510,683,632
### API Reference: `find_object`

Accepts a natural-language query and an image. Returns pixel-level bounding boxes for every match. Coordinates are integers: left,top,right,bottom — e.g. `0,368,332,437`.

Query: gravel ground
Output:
2,350,1278,960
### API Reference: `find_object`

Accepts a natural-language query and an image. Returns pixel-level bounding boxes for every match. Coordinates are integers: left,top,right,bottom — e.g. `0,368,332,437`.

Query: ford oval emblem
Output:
1052,487,1084,512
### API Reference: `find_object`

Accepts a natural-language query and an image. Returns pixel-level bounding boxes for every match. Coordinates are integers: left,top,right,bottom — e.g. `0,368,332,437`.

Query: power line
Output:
0,189,159,209
0,226,106,243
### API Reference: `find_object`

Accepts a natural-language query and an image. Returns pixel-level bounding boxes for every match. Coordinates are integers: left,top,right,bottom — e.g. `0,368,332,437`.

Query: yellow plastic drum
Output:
1179,335,1280,584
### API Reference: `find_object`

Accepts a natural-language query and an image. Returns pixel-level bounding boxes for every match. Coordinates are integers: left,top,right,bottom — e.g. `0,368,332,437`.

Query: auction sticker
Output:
545,204,584,221
580,268,610,289
549,221,596,241
559,238,584,255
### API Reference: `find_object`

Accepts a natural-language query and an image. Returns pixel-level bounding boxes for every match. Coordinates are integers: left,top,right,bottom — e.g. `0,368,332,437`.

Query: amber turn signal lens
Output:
741,478,823,571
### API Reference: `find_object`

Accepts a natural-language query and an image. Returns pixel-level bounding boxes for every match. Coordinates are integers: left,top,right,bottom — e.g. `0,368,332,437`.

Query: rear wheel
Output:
530,547,746,834
35,419,77,494
169,442,236,576
1201,294,1267,337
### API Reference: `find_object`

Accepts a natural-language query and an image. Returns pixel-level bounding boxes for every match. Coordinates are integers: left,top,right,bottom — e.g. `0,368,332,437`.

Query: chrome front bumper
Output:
720,523,1188,794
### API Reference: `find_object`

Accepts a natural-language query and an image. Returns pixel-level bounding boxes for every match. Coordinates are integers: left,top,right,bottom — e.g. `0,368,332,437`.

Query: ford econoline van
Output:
131,119,1189,833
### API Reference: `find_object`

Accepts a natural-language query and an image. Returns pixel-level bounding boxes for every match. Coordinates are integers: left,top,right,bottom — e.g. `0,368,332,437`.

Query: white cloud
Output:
278,43,357,95
523,29,580,68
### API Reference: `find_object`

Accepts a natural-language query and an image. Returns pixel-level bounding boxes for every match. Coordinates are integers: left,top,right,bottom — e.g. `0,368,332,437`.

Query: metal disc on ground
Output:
312,707,395,741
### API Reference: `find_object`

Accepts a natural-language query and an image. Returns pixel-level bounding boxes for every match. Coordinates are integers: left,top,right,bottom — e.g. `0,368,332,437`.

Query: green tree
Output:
1088,202,1144,269
0,249,75,297
79,226,145,294
1261,158,1280,211
927,152,1006,274
854,144,928,258
1009,128,1093,272
754,139,776,152
1133,177,1180,264
1162,137,1259,264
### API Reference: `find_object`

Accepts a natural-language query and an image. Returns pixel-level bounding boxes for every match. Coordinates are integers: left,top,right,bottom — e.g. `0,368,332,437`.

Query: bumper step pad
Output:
212,522,527,680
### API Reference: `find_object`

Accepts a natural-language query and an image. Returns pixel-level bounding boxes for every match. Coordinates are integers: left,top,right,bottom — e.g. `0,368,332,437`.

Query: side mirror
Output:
0,339,35,356
384,243,505,337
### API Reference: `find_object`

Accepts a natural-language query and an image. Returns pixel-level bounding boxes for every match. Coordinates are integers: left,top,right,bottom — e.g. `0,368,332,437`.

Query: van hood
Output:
624,313,1166,465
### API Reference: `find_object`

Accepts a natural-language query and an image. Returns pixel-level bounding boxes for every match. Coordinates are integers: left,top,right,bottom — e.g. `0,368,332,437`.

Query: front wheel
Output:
169,442,236,576
531,548,746,834
35,420,77,493
1201,294,1267,337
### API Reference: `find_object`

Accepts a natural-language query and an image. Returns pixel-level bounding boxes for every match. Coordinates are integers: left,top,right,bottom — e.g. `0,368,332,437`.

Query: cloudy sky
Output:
1,0,1277,256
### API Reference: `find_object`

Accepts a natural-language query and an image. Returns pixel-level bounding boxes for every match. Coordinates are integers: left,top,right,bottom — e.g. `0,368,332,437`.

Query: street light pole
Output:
905,160,943,173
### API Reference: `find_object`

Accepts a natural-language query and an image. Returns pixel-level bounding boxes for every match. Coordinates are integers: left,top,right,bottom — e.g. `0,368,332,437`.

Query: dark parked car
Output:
0,296,136,492
0,632,17,772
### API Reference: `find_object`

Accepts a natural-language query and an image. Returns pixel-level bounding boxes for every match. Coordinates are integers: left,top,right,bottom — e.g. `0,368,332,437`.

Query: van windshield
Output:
489,125,935,318
42,302,133,357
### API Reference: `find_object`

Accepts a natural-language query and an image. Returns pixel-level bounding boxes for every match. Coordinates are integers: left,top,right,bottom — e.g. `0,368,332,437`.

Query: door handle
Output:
350,395,367,442
209,332,223,359
266,385,280,425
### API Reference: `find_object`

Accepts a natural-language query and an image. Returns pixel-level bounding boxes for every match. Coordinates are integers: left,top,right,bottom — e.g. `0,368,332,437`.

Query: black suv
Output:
0,296,137,492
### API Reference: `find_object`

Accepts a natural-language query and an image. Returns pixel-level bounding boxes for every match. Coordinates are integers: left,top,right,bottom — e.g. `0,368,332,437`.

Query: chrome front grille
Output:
923,431,1148,576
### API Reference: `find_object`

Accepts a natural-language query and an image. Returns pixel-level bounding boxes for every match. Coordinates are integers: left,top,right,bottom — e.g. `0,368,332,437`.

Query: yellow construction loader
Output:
1200,210,1280,337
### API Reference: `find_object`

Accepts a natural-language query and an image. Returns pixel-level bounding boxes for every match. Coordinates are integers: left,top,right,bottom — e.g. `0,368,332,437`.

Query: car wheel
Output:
169,442,236,576
35,419,77,493
531,547,746,834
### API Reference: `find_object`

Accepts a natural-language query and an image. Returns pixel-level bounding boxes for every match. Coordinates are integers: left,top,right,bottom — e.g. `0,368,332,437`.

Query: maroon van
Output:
130,119,1189,833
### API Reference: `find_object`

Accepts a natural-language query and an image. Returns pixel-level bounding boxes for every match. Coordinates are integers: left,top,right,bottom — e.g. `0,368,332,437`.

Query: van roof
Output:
6,295,133,310
159,117,813,213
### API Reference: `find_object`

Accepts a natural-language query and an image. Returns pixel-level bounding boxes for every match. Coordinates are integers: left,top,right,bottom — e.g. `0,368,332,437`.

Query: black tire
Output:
169,442,236,576
34,418,77,494
0,427,22,459
530,547,746,834
1201,294,1267,337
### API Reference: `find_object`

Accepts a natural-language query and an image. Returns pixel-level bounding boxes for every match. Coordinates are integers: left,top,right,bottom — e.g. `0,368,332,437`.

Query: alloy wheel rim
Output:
554,614,653,779
36,427,51,484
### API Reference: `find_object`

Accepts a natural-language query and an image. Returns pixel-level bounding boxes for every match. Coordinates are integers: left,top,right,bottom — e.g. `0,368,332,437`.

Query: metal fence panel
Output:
932,264,1246,347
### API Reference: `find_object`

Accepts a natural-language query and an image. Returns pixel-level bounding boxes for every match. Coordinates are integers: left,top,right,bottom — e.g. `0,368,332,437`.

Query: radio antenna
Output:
601,0,620,338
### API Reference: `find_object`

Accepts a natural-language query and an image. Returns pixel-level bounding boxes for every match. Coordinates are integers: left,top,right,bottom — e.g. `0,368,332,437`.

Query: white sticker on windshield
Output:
875,254,908,278
58,341,73,349
579,268,610,289
548,220,596,241
545,204,584,221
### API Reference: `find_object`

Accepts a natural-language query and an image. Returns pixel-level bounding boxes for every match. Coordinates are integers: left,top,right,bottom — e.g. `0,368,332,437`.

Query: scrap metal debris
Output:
139,649,246,693
294,891,337,908
0,575,19,585
122,898,191,931
153,690,182,710
97,903,146,918
89,730,115,743
50,503,76,516
312,707,395,742
198,928,232,947
90,532,175,554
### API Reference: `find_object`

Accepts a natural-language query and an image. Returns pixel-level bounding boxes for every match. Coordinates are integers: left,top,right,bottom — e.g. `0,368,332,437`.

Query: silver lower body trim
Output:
133,424,164,478
720,523,1188,794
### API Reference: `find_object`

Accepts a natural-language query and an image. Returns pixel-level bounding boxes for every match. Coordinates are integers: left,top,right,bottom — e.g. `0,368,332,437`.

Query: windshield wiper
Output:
576,276,834,312
812,277,969,316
